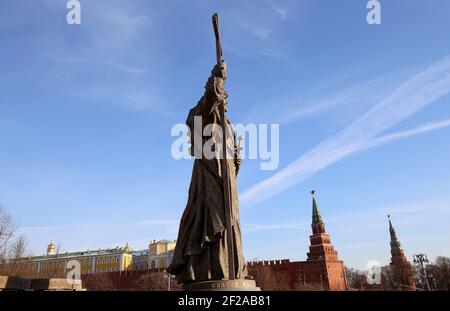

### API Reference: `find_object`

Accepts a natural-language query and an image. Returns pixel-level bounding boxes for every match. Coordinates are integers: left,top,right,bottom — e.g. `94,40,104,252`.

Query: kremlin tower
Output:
306,191,339,262
303,190,348,290
388,215,416,291
247,190,349,290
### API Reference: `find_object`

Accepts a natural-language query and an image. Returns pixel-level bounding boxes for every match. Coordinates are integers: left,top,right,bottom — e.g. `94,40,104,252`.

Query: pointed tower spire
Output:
304,190,348,290
310,190,325,234
388,215,402,253
311,190,323,224
388,215,396,238
387,215,416,290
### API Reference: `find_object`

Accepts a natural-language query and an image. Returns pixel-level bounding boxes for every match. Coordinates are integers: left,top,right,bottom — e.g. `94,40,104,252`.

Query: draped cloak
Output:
166,70,248,284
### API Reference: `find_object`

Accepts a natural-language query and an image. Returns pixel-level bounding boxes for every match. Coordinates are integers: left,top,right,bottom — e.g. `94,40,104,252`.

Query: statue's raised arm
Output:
196,62,228,116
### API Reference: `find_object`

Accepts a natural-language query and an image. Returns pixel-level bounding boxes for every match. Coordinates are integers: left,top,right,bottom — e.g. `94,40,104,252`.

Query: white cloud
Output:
245,72,401,126
264,0,288,20
241,55,450,206
275,78,383,124
355,118,450,150
258,48,288,59
381,200,450,216
243,222,307,232
19,225,61,233
274,8,288,20
240,22,273,40
109,63,148,75
71,85,169,115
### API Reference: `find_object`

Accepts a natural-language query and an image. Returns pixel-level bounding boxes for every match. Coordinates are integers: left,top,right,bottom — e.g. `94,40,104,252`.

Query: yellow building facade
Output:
148,239,176,270
2,242,134,278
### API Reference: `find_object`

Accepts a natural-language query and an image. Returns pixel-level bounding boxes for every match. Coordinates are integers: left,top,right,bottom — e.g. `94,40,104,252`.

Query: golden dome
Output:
47,241,55,255
123,243,132,253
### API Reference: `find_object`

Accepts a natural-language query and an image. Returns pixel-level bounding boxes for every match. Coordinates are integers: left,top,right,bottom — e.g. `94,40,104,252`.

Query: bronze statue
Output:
167,14,255,289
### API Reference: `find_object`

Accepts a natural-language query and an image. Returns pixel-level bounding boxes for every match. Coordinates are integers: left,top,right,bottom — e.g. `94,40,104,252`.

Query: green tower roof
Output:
388,215,402,252
311,190,323,225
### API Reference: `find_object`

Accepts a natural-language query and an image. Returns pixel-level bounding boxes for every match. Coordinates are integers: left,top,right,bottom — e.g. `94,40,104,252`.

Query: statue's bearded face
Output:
212,62,227,80
219,62,227,80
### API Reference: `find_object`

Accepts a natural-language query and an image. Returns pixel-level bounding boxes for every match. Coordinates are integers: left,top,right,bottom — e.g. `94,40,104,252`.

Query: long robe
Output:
167,71,248,284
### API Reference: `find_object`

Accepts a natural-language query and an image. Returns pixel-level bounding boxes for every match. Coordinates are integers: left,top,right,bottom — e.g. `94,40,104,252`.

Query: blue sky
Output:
0,0,449,270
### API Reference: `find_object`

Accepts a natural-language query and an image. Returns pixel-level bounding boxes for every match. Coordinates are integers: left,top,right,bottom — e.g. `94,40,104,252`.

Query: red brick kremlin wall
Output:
247,259,348,291
88,259,348,291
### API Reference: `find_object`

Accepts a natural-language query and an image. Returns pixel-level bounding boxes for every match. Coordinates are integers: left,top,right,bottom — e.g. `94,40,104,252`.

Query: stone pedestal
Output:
183,279,260,291
0,276,31,291
31,278,84,291
1,275,9,290
0,276,85,291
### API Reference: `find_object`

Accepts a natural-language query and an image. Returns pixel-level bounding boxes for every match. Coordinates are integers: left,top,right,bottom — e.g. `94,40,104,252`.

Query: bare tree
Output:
83,273,115,291
9,234,28,276
426,256,450,291
380,265,393,290
135,272,173,291
0,205,33,277
49,241,62,278
412,263,426,290
345,267,366,290
0,205,15,264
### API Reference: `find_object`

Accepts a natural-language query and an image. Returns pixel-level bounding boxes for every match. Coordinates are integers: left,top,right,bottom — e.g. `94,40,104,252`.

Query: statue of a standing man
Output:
167,60,249,285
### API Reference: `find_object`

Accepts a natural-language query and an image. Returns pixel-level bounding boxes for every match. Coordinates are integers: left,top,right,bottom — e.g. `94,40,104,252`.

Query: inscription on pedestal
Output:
184,279,260,291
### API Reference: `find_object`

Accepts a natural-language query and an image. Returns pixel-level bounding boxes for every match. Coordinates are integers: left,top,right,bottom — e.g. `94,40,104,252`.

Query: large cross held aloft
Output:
212,13,235,280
